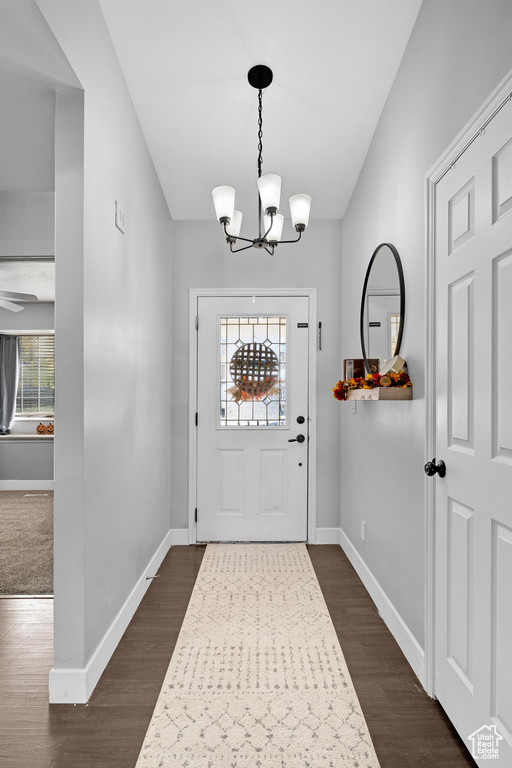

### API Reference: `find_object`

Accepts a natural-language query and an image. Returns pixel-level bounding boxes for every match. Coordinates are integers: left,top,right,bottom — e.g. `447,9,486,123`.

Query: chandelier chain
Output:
257,89,263,179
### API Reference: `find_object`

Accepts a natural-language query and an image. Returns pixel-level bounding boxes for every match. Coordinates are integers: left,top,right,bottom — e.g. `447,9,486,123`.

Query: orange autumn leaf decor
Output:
332,371,411,401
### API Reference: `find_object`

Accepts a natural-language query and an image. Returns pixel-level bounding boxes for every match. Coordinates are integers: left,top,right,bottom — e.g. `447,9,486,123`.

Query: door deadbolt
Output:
296,415,305,424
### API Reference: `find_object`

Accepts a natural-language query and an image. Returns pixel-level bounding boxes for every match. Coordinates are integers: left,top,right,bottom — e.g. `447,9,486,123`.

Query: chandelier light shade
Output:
264,213,284,243
212,185,235,223
257,174,282,214
226,209,243,239
212,65,311,255
289,194,312,231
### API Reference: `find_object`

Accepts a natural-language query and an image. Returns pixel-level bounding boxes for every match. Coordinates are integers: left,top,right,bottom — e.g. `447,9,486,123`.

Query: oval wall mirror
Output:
360,243,405,374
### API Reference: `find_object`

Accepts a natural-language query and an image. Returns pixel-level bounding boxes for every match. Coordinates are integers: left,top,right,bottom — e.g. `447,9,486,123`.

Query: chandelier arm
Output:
276,231,303,245
228,234,255,245
265,247,274,255
222,222,254,244
262,212,275,240
229,242,255,254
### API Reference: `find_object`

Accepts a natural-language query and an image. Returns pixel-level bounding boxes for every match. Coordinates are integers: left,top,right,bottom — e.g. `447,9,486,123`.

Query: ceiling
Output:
0,1,422,303
98,0,422,222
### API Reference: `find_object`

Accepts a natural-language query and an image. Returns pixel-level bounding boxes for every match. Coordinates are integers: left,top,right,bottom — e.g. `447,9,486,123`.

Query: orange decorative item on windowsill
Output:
36,422,48,434
47,422,54,434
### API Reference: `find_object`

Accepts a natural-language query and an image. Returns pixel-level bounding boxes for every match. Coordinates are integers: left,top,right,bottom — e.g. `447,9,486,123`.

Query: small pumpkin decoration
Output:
47,422,54,435
36,422,48,435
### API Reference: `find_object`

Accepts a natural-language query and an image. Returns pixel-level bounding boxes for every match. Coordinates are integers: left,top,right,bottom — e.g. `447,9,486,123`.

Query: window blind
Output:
16,335,55,415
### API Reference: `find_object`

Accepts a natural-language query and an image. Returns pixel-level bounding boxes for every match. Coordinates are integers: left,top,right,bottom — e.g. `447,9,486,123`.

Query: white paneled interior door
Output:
196,295,309,542
434,96,512,761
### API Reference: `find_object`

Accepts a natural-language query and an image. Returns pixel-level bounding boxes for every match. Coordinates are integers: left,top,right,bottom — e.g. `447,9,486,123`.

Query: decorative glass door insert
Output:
390,313,400,358
220,316,286,427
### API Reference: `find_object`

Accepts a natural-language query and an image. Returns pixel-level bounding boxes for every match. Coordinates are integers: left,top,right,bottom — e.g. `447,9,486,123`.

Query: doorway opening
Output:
189,289,317,544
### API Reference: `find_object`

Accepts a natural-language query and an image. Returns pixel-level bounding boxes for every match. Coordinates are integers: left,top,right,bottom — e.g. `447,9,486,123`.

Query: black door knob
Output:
424,458,446,478
288,434,305,443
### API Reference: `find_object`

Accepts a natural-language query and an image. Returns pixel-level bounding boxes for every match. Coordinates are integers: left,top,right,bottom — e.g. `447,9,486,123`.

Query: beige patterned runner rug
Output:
136,543,380,767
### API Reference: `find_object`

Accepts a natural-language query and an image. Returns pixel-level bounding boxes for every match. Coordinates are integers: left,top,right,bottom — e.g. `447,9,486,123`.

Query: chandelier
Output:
212,65,312,255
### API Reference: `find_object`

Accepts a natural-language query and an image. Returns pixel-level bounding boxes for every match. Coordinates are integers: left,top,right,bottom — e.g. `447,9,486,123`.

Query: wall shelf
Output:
345,387,412,401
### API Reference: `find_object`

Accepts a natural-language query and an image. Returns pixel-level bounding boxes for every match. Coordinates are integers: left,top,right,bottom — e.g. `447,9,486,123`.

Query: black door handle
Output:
424,458,446,478
288,434,305,443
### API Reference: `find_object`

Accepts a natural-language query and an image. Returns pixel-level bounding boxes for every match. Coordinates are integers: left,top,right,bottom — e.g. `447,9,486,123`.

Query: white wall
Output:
0,86,54,193
0,191,54,256
0,300,54,332
171,218,342,532
35,0,173,699
340,0,512,649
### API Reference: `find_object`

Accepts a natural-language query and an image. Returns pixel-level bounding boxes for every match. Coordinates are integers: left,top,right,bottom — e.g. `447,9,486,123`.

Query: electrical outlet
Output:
115,200,126,233
360,520,366,542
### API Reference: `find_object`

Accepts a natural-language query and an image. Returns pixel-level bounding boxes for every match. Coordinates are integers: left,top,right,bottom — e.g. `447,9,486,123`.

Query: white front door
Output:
196,294,309,542
434,96,512,760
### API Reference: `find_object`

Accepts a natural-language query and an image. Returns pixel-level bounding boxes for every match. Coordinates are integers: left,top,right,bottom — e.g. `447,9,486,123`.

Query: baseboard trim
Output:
49,528,173,704
314,527,341,545
0,480,54,491
338,527,426,687
170,528,189,546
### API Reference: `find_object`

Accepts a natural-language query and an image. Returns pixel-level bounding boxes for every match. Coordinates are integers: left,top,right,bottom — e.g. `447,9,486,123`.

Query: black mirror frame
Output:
360,242,405,375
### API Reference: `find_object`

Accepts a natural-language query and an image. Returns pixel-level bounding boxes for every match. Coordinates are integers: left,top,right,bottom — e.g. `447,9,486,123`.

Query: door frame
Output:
188,288,318,545
424,68,512,698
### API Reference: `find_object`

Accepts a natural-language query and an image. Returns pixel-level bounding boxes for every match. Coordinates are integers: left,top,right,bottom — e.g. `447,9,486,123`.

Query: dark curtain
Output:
0,334,19,434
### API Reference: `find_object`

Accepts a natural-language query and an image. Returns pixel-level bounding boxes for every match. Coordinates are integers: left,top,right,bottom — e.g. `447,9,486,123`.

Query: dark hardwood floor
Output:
0,545,205,768
0,544,474,767
308,545,474,767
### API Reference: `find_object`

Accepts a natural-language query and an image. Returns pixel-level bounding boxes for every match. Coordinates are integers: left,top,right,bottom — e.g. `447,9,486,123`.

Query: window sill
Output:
0,434,54,440
14,416,55,421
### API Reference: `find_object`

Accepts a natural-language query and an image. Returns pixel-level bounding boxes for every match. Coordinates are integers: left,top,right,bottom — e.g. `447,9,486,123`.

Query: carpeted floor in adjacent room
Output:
0,491,53,595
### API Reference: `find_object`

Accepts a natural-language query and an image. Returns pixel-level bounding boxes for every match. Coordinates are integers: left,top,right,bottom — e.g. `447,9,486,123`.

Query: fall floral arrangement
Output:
228,383,280,402
332,371,412,401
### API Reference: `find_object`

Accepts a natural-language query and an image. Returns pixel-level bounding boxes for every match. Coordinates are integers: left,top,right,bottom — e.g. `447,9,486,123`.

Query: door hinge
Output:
195,315,199,330
195,508,198,523
195,412,198,426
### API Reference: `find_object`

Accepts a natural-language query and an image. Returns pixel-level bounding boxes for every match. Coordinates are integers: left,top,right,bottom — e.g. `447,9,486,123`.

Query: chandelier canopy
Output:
212,65,312,255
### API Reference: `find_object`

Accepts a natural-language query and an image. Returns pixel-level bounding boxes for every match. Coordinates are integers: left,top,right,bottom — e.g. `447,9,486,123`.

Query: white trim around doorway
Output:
424,66,512,699
188,288,318,545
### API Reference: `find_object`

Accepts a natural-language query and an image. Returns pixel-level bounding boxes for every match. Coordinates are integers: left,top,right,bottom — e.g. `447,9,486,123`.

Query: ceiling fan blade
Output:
0,289,38,301
0,298,24,312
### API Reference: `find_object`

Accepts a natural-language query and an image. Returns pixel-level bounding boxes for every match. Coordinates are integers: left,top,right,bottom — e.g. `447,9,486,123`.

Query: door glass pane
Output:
390,313,400,358
220,316,286,427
